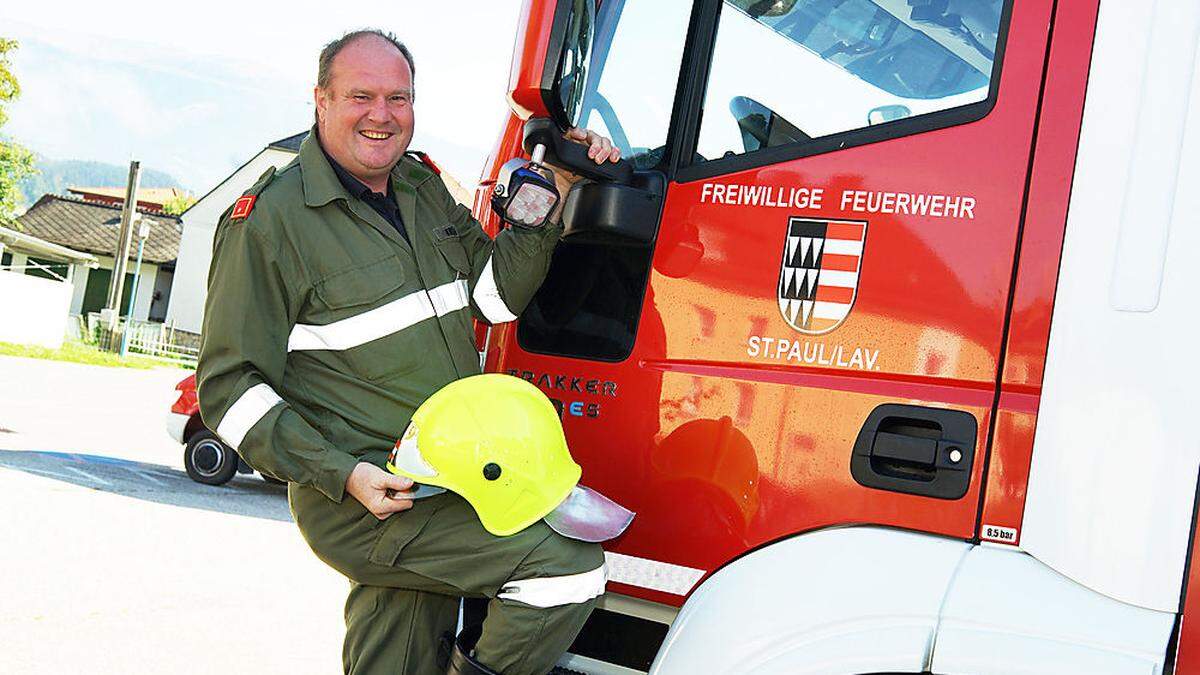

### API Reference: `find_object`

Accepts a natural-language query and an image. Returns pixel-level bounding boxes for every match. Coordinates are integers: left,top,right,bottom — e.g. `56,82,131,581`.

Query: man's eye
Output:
353,95,370,102
390,96,410,104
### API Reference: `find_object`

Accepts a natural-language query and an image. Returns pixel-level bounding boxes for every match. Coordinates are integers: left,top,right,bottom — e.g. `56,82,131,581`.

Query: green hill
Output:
18,158,183,211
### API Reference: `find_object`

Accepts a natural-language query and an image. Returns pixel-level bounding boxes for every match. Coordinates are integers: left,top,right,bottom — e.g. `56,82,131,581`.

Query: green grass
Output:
0,341,182,370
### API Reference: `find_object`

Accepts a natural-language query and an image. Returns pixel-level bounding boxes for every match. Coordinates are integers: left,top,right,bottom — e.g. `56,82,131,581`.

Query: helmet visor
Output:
388,422,437,478
544,485,635,543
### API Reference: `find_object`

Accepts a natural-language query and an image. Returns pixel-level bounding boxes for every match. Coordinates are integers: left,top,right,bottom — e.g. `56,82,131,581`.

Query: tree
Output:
0,38,37,225
162,193,197,216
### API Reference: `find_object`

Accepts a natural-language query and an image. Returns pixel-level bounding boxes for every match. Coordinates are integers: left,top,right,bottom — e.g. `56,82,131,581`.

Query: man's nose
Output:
366,96,390,123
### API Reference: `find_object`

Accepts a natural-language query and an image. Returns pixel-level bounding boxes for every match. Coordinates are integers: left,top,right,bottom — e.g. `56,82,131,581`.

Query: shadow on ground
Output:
0,449,292,522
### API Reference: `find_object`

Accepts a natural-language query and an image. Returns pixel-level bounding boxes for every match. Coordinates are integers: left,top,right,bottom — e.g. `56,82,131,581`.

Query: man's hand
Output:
567,127,621,165
345,462,415,520
546,127,621,221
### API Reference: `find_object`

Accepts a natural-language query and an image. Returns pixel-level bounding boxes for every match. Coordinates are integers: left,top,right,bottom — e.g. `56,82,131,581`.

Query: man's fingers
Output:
588,136,611,163
372,495,414,520
564,126,621,165
383,473,414,492
595,138,617,164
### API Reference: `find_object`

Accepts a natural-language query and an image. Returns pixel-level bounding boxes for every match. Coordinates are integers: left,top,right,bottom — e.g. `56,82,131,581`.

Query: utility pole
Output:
119,217,152,357
103,160,141,351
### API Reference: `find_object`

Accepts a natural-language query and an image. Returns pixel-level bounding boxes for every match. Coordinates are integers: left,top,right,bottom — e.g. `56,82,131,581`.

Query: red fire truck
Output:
474,0,1200,672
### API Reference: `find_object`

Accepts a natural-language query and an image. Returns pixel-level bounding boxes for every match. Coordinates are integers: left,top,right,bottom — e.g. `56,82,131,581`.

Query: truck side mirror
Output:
506,0,589,128
507,3,657,246
522,119,657,245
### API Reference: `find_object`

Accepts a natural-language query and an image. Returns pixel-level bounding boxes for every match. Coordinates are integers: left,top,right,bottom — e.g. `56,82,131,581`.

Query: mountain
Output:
1,29,497,207
18,157,184,210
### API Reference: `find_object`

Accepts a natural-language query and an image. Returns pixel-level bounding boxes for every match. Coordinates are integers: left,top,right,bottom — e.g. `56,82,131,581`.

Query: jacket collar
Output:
299,127,349,208
299,126,436,208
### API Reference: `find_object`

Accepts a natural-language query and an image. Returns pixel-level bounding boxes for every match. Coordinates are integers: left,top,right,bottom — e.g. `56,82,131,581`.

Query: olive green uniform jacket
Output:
196,132,561,505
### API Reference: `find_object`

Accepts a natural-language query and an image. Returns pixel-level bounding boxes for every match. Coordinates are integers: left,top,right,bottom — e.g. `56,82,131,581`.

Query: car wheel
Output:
184,430,239,485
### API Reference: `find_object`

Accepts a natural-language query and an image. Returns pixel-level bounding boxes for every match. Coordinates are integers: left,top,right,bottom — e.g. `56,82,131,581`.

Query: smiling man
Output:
196,29,619,675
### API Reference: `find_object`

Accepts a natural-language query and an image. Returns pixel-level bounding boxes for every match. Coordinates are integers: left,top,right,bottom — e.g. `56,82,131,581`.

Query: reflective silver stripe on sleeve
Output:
472,255,518,324
428,279,470,317
288,290,436,352
215,383,284,450
497,563,606,608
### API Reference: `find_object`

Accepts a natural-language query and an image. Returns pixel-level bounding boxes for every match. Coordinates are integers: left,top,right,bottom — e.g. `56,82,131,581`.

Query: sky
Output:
0,1,525,193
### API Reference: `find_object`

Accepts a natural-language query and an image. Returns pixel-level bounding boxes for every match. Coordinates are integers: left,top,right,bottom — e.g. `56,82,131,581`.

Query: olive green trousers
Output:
290,484,605,675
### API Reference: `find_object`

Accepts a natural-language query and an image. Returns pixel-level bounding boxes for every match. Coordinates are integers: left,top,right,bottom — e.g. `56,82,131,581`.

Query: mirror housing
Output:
506,0,571,124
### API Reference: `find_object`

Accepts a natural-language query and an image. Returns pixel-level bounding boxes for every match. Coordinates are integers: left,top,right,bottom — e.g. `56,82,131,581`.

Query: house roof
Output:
268,131,309,152
68,186,190,207
14,194,182,264
0,226,99,267
184,131,309,215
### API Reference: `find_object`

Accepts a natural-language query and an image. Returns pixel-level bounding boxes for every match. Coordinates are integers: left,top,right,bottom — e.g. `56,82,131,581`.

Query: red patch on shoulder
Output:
231,195,257,220
416,152,441,176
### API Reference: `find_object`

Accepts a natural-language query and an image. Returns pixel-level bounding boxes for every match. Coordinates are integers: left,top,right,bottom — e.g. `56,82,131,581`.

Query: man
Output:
196,29,620,675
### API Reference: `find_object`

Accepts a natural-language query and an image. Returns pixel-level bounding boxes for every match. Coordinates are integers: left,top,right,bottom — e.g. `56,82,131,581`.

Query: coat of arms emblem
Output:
777,217,867,334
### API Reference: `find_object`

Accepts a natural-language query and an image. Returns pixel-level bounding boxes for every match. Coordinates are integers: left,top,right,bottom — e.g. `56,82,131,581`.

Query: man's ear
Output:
314,86,328,125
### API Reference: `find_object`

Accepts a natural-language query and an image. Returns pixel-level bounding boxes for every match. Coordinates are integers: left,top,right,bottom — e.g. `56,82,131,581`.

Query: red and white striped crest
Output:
777,217,867,334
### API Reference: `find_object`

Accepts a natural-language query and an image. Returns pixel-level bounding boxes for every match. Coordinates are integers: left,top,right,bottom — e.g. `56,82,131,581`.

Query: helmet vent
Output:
483,463,502,481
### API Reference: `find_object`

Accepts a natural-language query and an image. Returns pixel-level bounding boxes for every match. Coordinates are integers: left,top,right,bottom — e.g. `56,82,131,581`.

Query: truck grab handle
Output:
523,117,634,184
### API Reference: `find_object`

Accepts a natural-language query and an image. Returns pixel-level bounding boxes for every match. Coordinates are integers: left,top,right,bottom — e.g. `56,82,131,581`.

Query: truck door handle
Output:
851,404,977,500
872,431,936,465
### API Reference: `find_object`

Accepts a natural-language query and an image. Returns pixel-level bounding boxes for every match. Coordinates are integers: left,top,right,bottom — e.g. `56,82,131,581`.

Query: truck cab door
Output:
489,0,1053,608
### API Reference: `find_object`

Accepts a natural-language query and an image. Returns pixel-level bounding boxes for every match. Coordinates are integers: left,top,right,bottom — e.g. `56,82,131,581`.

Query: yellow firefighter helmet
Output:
387,373,633,541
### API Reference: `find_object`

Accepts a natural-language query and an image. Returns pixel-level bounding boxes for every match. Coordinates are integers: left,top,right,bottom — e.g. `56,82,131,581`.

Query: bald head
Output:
318,29,415,91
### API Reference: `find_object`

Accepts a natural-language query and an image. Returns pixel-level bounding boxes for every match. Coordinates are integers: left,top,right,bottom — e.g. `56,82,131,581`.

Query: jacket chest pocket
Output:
431,227,472,277
291,255,432,383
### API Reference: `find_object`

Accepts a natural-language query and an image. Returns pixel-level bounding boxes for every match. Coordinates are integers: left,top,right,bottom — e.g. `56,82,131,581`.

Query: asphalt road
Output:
0,355,347,674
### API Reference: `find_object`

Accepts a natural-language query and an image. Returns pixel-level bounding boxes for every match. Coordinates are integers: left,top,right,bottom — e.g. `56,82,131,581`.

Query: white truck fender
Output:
649,527,1176,674
649,527,969,674
932,543,1174,675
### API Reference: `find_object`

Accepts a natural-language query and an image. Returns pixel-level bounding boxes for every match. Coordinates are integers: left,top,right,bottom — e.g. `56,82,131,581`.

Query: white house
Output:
0,227,98,348
166,132,307,334
9,194,181,324
166,131,475,335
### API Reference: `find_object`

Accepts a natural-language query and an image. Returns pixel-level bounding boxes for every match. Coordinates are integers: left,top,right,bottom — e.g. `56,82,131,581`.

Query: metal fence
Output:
82,313,200,366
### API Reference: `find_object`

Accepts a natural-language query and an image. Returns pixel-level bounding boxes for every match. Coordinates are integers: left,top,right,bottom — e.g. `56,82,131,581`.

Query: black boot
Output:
445,625,499,675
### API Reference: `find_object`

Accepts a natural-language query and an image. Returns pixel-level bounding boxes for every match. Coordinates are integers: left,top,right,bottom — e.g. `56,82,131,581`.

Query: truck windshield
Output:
727,0,1002,100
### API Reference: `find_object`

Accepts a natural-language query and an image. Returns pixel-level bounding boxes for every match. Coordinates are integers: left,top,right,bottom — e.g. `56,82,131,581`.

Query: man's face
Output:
315,36,415,189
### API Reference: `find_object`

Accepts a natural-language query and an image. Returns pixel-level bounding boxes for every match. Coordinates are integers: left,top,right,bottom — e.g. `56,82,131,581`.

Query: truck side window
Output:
558,0,694,162
695,0,1006,162
519,0,694,362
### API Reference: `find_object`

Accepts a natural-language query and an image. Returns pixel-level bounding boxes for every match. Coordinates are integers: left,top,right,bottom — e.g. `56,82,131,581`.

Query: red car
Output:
167,374,281,485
